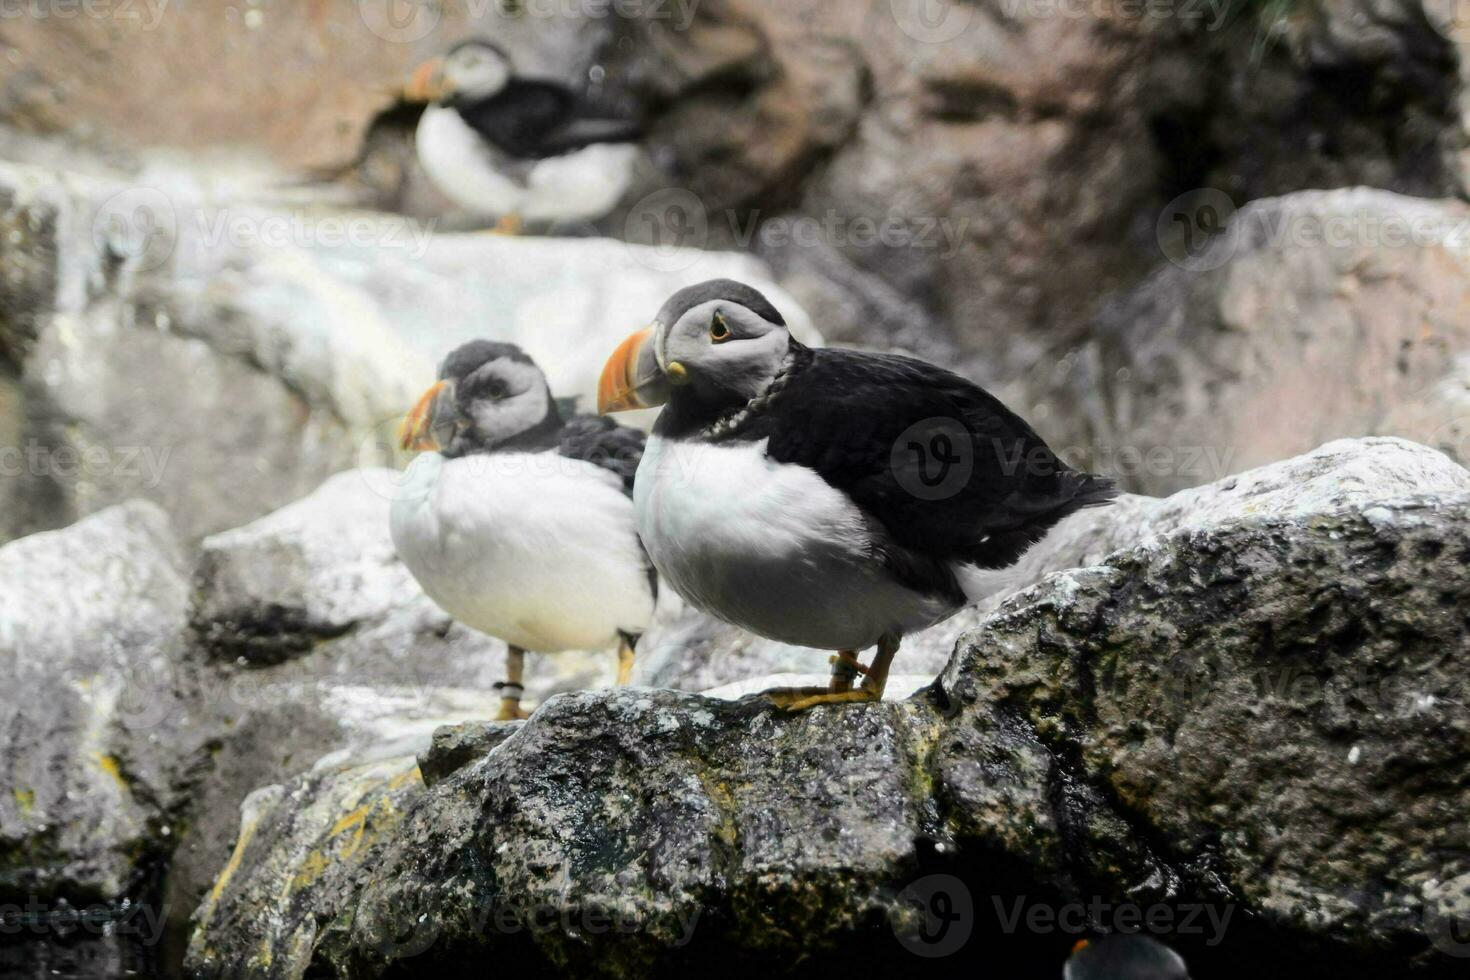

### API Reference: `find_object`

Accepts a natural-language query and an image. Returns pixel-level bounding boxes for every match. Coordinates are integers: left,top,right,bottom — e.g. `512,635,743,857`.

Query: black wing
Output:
457,80,640,160
558,415,646,497
748,346,1117,571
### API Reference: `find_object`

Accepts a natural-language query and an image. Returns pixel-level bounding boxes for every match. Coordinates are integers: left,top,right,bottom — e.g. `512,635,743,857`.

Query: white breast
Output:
415,106,639,224
633,435,958,651
390,451,654,653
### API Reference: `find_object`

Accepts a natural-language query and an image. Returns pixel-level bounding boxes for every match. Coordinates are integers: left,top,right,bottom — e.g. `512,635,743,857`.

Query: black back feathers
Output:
456,80,641,160
557,416,646,496
727,344,1117,574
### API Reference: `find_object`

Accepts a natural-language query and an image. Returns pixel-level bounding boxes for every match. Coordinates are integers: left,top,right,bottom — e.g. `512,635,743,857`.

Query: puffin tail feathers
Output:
1067,470,1121,510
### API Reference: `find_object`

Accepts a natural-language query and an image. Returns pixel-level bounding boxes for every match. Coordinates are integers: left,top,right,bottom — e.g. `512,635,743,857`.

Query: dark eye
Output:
710,312,732,343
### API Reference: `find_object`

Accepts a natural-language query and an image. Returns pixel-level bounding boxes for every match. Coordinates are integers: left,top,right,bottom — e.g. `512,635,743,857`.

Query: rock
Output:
419,722,521,788
1057,189,1470,494
185,441,1470,977
0,4,606,174
937,491,1470,963
0,161,426,545
744,0,1463,394
0,501,199,903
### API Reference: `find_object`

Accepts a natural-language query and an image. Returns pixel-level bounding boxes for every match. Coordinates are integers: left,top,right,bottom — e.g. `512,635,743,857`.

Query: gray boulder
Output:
184,439,1470,977
0,161,425,546
0,501,199,902
1057,189,1470,494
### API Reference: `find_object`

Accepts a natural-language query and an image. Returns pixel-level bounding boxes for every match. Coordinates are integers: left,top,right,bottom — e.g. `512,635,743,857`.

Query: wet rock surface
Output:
182,441,1470,979
0,501,200,903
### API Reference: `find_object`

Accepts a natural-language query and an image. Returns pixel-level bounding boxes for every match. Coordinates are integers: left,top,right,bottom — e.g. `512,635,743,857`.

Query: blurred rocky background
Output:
0,1,1468,978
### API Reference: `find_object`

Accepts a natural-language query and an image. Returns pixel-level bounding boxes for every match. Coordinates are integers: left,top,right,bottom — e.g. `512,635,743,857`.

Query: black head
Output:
400,341,561,457
406,39,513,105
1064,935,1191,980
598,279,792,415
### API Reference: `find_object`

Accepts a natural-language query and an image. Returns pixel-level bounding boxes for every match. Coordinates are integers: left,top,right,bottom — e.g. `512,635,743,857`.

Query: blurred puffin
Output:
599,280,1116,711
1065,935,1191,980
392,341,654,720
403,40,642,232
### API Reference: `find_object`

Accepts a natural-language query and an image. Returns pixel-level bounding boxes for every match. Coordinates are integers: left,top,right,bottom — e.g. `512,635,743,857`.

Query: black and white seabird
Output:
1064,935,1191,980
392,340,655,720
403,40,642,231
597,279,1116,711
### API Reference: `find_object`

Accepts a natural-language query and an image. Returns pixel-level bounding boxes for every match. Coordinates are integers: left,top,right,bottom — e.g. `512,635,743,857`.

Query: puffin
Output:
403,40,642,232
392,340,655,720
1065,935,1191,980
598,279,1117,711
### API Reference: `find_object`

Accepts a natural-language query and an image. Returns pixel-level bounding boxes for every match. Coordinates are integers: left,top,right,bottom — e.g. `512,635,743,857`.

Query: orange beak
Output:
399,380,448,452
404,56,448,103
598,325,668,414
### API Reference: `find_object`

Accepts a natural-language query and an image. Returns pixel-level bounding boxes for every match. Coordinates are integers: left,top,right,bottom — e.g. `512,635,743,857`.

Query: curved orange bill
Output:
399,380,447,452
598,325,667,414
404,57,446,103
